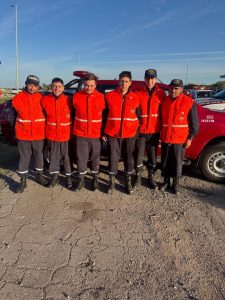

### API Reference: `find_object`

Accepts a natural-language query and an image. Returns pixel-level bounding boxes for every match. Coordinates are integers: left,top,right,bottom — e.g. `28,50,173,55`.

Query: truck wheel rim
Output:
208,152,225,177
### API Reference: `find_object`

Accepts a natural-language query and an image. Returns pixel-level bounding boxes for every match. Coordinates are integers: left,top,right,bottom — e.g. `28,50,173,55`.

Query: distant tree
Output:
211,81,225,90
41,83,51,91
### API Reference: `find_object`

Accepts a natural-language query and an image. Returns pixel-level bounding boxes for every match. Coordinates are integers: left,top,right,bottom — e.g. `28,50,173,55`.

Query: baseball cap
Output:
169,79,184,88
144,69,157,78
25,75,40,86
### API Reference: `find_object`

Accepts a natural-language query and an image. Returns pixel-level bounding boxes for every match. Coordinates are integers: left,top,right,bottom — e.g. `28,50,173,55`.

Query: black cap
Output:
144,69,157,78
169,79,184,88
25,75,40,86
119,71,132,80
51,77,64,85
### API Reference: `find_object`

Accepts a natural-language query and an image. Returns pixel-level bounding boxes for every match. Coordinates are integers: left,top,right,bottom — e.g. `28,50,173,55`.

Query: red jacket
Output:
135,84,165,134
161,93,194,144
105,88,140,138
41,93,72,142
73,90,105,138
12,90,45,141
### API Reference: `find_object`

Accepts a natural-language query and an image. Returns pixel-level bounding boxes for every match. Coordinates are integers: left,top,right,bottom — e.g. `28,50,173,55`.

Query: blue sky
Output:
0,0,225,87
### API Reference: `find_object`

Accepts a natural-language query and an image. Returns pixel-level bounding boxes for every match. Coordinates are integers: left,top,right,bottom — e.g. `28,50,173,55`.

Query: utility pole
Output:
11,4,19,91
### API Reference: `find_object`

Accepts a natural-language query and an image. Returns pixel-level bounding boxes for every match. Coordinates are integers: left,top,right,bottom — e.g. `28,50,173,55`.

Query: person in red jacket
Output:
73,73,105,192
160,79,199,194
103,71,140,194
12,75,47,193
134,69,165,189
41,77,73,189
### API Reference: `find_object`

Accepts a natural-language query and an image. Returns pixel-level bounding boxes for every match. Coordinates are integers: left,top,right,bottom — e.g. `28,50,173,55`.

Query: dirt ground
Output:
0,139,225,300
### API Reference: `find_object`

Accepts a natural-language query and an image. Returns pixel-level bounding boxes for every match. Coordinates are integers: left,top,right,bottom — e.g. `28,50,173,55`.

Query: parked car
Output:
194,88,225,111
0,71,225,182
188,89,215,99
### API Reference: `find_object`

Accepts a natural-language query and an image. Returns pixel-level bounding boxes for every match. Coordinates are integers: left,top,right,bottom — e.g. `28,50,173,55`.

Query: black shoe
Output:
172,178,180,195
148,174,158,190
75,174,84,192
36,172,48,186
126,174,133,195
66,176,73,190
135,166,143,187
107,174,115,194
92,173,99,191
159,177,170,192
16,177,27,193
48,174,59,188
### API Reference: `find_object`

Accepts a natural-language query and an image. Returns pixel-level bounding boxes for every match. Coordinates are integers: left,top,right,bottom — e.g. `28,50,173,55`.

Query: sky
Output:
0,0,225,88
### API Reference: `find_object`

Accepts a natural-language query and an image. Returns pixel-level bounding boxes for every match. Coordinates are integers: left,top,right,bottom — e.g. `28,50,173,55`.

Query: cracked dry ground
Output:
0,164,225,300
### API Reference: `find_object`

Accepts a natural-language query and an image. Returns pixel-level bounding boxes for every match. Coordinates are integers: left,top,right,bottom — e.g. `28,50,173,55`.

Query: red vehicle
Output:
1,71,225,182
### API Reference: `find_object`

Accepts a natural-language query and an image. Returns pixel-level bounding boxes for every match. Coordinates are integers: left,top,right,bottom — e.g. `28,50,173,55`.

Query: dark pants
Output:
74,136,101,174
108,136,136,175
136,133,160,174
161,143,184,179
17,140,44,176
48,141,71,175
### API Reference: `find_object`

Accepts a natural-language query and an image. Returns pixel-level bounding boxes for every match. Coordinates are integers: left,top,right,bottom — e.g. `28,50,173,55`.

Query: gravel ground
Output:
0,149,225,300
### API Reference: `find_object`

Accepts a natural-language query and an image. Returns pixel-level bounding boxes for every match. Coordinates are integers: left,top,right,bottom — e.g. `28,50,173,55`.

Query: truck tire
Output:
199,143,225,183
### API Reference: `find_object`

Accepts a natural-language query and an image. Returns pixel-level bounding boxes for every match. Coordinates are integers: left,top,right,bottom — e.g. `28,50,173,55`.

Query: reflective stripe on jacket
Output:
12,90,45,140
135,84,165,134
73,90,105,138
105,88,140,138
161,93,194,144
41,93,72,142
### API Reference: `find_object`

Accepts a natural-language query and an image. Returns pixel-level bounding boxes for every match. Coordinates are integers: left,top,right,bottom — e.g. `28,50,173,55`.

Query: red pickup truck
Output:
1,71,225,183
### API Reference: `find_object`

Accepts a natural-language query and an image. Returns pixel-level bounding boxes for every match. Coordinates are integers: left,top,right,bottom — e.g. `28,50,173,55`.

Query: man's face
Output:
83,80,97,95
144,77,157,90
51,82,64,97
26,83,39,94
170,86,183,99
119,76,132,93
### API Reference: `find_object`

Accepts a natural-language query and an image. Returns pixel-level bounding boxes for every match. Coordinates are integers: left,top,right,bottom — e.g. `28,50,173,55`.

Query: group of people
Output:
12,69,199,195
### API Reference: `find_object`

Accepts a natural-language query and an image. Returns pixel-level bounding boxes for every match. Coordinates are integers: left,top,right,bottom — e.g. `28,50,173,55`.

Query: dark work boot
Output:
172,177,180,195
48,174,59,188
36,171,48,186
135,166,143,187
148,173,158,190
66,175,73,190
16,177,27,193
75,174,84,192
159,177,170,192
126,174,134,195
107,174,115,194
92,173,99,191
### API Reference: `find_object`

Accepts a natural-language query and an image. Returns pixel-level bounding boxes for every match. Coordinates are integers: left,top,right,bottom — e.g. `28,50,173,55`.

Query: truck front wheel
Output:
199,143,225,183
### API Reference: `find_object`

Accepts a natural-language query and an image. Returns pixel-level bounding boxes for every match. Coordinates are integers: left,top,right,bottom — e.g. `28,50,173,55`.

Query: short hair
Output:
51,77,64,85
83,73,98,83
119,71,132,80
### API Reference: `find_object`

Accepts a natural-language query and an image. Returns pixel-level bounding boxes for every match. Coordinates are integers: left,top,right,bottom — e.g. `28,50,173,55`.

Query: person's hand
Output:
184,139,192,149
102,136,107,142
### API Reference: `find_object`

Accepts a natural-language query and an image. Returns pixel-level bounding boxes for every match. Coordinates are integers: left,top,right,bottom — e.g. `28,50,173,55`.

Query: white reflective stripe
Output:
34,119,45,122
47,121,71,126
60,122,72,126
17,118,31,123
75,117,101,123
163,124,188,128
108,117,138,121
17,118,45,122
141,114,159,117
123,118,138,121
